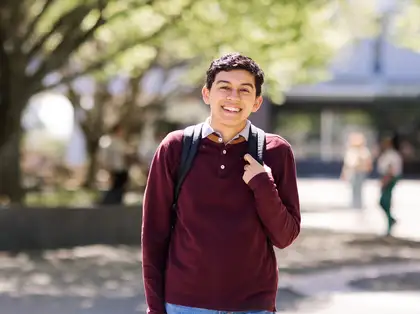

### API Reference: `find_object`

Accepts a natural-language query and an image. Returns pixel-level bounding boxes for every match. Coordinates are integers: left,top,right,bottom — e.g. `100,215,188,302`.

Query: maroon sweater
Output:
142,130,300,314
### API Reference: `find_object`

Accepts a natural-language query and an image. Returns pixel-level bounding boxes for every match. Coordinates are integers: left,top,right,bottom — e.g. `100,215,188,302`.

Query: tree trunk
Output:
0,54,29,204
84,139,100,188
0,94,27,205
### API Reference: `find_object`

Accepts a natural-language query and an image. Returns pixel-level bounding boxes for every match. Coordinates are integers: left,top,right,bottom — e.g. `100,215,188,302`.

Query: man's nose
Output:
227,88,240,100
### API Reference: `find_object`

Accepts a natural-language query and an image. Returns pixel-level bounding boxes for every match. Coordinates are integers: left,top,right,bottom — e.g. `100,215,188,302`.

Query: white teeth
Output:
223,107,240,112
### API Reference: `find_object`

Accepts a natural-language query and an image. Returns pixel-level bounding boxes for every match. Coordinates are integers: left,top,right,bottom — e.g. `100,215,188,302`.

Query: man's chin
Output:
219,118,248,128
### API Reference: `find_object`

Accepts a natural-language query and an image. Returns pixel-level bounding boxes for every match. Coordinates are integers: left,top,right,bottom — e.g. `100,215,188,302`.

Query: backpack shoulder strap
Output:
248,124,266,165
173,123,203,207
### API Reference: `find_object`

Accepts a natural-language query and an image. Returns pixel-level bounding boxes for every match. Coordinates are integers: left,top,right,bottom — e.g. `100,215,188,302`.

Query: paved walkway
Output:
0,228,417,313
298,178,420,240
0,178,418,313
278,178,420,313
280,291,420,314
277,261,420,314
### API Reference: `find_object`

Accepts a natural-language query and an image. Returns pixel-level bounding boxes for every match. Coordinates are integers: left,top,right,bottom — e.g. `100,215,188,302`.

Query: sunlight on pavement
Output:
298,179,420,241
279,292,420,314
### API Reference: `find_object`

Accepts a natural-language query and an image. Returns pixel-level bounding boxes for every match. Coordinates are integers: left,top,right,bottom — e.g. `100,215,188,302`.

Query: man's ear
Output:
252,96,263,112
202,86,210,105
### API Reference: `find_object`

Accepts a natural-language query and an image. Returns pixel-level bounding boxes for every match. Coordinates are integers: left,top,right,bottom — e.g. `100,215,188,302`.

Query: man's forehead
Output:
215,70,255,86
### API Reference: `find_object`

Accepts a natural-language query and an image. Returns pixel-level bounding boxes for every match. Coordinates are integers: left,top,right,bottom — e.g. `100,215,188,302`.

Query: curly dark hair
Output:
205,53,265,96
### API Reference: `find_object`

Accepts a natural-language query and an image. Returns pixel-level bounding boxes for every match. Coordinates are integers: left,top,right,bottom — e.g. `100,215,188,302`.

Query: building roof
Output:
286,38,420,100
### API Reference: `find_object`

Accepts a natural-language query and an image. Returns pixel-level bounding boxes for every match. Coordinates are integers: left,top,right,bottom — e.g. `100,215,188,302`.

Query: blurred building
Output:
276,5,420,178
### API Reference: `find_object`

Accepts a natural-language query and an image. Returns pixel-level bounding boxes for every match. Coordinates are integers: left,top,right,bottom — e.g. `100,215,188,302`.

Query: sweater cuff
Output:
247,172,275,193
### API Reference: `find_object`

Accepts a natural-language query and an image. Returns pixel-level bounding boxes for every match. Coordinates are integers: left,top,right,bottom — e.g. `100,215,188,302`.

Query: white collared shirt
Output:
202,118,251,144
377,149,403,176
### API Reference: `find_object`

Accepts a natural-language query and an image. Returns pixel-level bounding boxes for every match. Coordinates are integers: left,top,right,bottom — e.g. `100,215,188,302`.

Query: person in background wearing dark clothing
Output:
142,53,301,314
101,123,130,205
377,136,403,235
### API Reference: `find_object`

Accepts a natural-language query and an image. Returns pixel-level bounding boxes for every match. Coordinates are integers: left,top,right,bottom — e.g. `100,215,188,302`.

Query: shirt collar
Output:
202,118,251,142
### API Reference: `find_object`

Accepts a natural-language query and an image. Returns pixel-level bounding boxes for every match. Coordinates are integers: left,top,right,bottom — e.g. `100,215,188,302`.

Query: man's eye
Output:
241,89,250,93
220,86,230,90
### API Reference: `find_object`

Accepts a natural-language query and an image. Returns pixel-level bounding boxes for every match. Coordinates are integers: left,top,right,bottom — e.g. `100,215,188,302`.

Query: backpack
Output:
171,122,266,226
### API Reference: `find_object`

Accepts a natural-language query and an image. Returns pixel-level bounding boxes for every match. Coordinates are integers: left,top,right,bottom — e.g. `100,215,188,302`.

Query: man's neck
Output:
209,119,247,143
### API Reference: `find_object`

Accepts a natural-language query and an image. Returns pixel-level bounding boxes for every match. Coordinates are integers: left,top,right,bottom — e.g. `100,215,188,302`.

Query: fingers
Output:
244,154,256,164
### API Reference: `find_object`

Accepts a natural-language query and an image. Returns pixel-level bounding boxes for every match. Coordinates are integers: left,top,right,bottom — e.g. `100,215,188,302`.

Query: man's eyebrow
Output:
215,80,231,85
215,80,255,89
240,83,255,89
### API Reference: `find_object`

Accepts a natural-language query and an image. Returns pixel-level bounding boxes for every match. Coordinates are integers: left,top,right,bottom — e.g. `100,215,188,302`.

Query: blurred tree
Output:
0,0,194,203
393,1,420,51
0,0,341,203
66,51,186,188
160,0,343,103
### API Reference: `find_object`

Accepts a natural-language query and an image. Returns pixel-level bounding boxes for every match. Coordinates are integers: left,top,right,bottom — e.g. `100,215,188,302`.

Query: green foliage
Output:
25,188,100,207
1,0,341,97
158,0,341,103
0,0,344,202
393,2,420,51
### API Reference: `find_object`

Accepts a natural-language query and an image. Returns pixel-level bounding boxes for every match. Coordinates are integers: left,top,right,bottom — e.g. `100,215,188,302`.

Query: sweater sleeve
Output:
141,133,180,314
247,143,301,249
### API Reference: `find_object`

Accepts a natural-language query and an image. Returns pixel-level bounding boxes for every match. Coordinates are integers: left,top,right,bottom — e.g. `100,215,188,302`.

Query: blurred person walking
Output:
377,136,403,235
100,123,130,205
340,132,373,209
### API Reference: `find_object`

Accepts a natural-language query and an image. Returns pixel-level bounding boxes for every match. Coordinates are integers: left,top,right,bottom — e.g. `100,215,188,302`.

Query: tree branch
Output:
20,0,58,46
66,83,81,110
29,0,156,89
119,53,161,120
26,0,156,61
31,7,106,83
26,4,93,61
39,0,196,93
6,1,23,36
107,0,155,22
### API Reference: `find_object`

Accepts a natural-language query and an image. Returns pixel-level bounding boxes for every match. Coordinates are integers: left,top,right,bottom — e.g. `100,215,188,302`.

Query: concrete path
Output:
277,262,420,313
279,291,420,314
0,178,418,313
298,178,420,240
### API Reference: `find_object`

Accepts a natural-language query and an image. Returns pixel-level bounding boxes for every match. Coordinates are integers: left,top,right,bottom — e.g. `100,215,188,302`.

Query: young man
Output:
142,53,301,314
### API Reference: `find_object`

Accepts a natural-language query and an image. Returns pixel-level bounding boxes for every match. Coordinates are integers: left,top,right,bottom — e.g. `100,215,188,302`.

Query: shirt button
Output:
222,150,227,154
220,165,225,169
218,138,223,143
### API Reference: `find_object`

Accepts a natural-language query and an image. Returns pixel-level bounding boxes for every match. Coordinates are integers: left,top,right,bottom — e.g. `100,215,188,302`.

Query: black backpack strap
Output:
172,123,203,209
248,124,266,165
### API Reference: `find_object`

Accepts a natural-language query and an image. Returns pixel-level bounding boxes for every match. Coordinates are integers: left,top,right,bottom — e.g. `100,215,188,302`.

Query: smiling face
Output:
202,69,263,132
